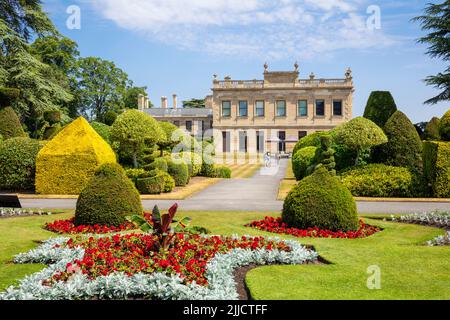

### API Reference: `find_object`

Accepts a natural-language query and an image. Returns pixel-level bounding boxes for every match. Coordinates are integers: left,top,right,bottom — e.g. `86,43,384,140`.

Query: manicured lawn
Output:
277,160,296,200
1,212,449,299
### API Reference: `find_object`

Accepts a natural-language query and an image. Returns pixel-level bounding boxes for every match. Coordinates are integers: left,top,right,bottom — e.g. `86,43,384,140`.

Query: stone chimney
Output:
138,94,145,111
172,94,178,109
161,96,168,108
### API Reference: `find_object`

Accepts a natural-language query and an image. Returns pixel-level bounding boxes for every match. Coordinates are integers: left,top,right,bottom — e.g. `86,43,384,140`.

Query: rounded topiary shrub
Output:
282,167,359,232
136,175,165,195
0,137,42,191
423,117,441,141
103,110,118,126
91,121,111,144
168,160,189,186
363,91,398,128
147,157,168,172
292,146,317,180
0,87,20,107
439,109,450,141
339,164,414,197
293,132,329,156
0,107,26,140
159,170,175,193
379,111,423,173
74,163,143,227
43,110,61,125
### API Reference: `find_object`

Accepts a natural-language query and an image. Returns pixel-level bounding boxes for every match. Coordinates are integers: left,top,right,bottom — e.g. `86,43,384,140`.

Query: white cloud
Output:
88,0,397,59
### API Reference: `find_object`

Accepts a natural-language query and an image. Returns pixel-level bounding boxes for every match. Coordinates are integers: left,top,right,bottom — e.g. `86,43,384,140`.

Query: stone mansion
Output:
141,63,354,155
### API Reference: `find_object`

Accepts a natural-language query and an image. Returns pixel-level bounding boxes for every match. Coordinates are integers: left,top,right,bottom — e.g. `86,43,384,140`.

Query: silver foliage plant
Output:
388,211,449,229
427,231,450,247
0,235,318,300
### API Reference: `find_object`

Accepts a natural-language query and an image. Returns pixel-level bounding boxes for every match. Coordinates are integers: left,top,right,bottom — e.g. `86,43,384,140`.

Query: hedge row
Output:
423,141,450,198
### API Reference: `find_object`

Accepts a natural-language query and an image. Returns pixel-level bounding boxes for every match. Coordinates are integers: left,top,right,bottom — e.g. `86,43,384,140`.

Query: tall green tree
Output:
183,98,205,108
74,57,131,121
413,1,450,104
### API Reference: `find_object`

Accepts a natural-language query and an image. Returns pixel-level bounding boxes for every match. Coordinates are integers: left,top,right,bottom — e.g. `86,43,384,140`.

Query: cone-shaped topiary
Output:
75,163,143,227
379,111,423,173
282,167,359,232
439,109,450,141
0,107,26,140
423,117,441,141
363,91,398,128
36,117,117,195
292,146,317,181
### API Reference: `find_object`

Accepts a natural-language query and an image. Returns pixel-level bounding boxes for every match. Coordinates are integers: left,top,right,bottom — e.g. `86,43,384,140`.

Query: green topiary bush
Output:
439,109,450,141
312,135,336,176
91,121,111,144
167,160,189,186
103,110,118,126
214,165,231,178
74,163,143,227
0,137,42,191
0,87,20,107
136,175,165,194
159,170,176,193
43,110,61,125
282,167,358,232
292,146,317,181
379,111,423,173
0,107,26,140
423,141,450,198
423,117,441,141
339,164,415,197
293,131,329,156
363,91,398,128
146,157,168,172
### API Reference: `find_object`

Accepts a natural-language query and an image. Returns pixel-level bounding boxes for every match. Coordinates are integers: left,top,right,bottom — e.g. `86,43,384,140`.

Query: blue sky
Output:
43,0,448,123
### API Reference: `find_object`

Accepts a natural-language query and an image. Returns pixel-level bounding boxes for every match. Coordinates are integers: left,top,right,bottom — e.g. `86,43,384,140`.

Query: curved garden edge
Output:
0,236,318,300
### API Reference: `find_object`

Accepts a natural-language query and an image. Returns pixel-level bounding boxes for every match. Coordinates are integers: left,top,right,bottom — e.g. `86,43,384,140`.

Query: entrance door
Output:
222,131,230,153
278,131,286,152
239,131,248,153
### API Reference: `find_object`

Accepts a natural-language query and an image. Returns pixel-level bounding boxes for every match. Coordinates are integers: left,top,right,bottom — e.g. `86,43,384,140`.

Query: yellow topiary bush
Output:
35,117,117,195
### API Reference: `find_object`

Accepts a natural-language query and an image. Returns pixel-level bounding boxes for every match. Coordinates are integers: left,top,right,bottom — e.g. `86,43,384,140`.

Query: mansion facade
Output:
143,63,354,155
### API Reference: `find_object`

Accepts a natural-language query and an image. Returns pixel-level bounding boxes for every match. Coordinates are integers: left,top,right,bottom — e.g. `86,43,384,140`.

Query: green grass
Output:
0,212,449,300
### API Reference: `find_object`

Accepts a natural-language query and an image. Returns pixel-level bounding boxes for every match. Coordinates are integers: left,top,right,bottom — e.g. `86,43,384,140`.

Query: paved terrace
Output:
17,159,450,214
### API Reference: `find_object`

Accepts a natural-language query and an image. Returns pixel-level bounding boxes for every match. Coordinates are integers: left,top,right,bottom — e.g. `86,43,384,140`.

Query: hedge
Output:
214,165,231,178
0,87,20,107
91,121,111,144
136,175,165,195
103,110,117,126
423,141,450,198
35,117,117,195
0,107,26,140
423,117,441,141
74,163,143,227
282,167,358,232
0,137,42,191
339,164,414,197
292,147,317,180
147,157,168,172
440,109,450,141
167,160,189,187
43,110,61,125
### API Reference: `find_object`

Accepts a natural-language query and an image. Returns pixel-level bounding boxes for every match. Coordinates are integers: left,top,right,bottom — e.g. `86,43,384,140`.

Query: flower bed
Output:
0,234,317,300
427,231,450,246
246,217,381,239
387,211,449,229
45,213,152,234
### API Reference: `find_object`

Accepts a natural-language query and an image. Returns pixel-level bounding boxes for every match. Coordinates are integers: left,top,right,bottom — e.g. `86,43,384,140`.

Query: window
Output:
315,100,325,116
239,131,248,152
278,131,286,152
222,101,231,117
298,100,308,117
238,100,248,117
186,121,192,132
276,100,286,117
256,131,265,153
173,120,180,127
222,131,230,153
298,131,307,140
255,101,265,117
333,100,343,116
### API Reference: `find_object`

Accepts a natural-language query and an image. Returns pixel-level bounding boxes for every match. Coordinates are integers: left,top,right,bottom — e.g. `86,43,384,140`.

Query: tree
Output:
363,91,398,128
379,111,424,173
110,110,164,168
332,117,388,166
157,121,180,156
413,1,450,104
440,109,450,141
423,117,441,140
123,86,152,109
183,98,205,108
74,57,131,121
